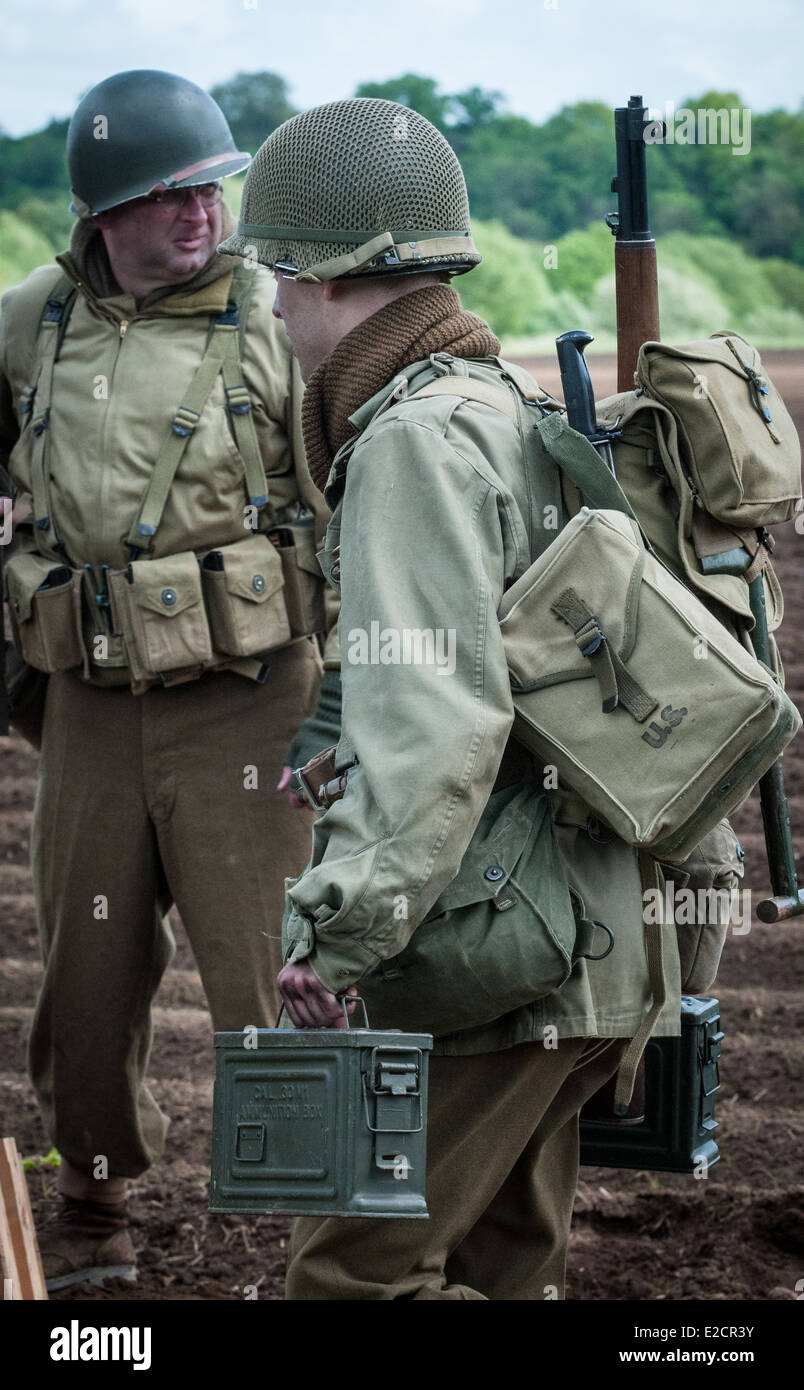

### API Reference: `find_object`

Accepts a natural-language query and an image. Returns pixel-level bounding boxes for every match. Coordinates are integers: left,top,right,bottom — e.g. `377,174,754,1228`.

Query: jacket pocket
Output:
5,552,84,673
359,783,579,1036
657,816,745,993
108,551,212,682
201,533,290,657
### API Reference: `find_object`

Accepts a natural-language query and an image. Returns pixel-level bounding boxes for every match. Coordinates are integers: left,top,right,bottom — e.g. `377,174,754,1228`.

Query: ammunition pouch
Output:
268,521,327,638
108,551,212,685
201,533,289,657
104,531,325,687
4,552,85,674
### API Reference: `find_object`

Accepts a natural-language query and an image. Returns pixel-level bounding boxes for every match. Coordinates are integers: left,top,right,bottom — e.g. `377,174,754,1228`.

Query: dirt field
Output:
1,352,802,1302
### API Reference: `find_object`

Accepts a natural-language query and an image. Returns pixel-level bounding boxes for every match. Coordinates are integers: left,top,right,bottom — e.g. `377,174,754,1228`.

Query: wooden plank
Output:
0,1138,48,1300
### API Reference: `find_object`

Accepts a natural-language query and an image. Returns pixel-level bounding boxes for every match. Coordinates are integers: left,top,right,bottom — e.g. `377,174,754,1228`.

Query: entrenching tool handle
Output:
748,573,804,920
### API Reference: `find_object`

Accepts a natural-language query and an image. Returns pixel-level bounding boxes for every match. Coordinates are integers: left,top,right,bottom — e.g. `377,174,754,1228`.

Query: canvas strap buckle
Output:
551,586,659,722
171,406,200,438
225,384,252,415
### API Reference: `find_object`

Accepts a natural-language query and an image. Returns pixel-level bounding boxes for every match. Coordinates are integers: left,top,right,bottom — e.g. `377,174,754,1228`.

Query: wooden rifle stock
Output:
613,241,660,392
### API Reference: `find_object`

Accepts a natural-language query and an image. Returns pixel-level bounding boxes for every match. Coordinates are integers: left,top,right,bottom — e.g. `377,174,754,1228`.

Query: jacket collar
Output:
55,203,242,322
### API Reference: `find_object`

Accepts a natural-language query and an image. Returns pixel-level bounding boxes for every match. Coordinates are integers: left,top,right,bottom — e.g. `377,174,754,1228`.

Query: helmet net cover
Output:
219,98,481,278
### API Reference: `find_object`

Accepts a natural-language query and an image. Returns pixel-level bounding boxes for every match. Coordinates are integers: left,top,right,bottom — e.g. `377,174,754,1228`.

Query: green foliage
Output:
210,71,296,154
0,118,69,205
660,233,781,319
459,219,554,335
222,175,245,219
22,1146,61,1172
354,75,451,131
15,195,73,251
1,73,803,346
763,257,804,315
550,223,613,302
592,263,729,344
0,210,58,294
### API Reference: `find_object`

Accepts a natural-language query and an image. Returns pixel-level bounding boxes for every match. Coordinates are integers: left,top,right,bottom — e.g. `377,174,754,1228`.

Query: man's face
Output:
272,272,333,382
96,184,223,290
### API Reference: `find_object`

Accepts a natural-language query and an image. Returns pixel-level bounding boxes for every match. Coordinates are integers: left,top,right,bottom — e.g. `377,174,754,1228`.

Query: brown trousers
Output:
286,1035,628,1300
28,642,320,1179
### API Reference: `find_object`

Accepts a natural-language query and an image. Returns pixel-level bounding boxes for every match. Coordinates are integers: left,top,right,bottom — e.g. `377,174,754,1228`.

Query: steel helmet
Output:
218,97,481,281
67,69,251,216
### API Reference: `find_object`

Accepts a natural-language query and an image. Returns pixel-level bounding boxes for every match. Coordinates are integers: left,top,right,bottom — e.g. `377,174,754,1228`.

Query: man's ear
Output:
322,279,345,302
93,211,114,233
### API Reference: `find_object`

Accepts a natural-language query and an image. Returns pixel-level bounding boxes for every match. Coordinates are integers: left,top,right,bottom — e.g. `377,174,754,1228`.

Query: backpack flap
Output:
635,332,802,528
498,504,801,861
596,389,786,640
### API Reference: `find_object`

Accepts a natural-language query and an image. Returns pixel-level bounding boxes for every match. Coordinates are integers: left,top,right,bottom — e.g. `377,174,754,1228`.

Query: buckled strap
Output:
126,267,268,551
171,406,201,438
613,853,667,1115
29,321,61,551
27,276,78,562
551,586,658,722
126,344,226,549
217,309,269,509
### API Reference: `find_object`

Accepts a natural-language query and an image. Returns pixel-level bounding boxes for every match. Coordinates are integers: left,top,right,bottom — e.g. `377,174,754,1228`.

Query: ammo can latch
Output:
362,1045,425,1174
700,1018,724,1103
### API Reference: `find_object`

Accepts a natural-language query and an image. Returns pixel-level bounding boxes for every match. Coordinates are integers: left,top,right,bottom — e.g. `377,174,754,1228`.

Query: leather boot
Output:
39,1194,137,1292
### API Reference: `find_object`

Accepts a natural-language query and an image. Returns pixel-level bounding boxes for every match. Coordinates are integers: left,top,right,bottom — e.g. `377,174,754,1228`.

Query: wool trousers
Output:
286,1034,629,1300
27,642,320,1179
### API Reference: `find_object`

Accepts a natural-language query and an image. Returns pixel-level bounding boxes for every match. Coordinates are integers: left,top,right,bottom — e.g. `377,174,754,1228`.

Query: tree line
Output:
1,71,802,265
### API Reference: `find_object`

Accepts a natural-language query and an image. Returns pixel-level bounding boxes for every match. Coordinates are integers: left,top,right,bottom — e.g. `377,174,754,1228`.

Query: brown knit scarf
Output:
302,284,501,493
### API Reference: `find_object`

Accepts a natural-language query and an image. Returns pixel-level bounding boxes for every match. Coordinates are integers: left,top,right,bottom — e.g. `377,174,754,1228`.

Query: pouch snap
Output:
161,588,177,607
484,865,505,882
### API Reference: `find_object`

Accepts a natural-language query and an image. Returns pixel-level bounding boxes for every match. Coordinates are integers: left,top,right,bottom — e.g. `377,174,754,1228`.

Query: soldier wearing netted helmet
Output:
218,97,694,1300
0,70,340,1291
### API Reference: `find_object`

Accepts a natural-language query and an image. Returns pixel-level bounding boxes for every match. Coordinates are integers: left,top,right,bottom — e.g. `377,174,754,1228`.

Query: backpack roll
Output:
635,332,802,529
499,505,800,862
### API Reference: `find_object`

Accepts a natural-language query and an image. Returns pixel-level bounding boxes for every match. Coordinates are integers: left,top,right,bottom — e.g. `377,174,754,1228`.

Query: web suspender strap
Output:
217,269,268,510
28,276,77,561
126,265,268,552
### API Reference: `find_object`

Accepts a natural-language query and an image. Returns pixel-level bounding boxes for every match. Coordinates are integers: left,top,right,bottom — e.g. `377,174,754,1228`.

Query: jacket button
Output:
252,573,266,593
161,588,177,607
484,865,504,882
330,561,341,581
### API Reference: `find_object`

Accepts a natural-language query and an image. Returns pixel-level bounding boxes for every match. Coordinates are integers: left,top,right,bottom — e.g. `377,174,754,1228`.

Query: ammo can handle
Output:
272,995,370,1029
341,994,371,1030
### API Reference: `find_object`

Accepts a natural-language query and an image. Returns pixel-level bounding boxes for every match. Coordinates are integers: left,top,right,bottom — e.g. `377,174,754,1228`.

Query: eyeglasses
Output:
143,181,223,211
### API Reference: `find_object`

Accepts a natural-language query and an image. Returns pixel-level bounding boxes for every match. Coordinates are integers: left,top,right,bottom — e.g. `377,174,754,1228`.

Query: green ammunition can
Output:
579,995,723,1172
209,1001,432,1218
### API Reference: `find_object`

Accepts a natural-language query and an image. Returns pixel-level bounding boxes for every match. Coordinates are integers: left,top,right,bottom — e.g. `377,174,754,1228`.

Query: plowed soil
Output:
2,352,802,1302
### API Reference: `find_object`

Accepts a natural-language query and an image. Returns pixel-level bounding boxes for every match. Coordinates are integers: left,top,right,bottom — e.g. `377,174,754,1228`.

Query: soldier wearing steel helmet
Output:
0,70,338,1290
219,97,693,1300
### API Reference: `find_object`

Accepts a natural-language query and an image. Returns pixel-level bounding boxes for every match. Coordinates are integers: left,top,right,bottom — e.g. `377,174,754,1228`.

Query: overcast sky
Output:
1,0,801,137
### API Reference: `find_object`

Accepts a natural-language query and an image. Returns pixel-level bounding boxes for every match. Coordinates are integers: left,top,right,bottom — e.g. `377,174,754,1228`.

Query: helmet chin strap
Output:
235,223,478,283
